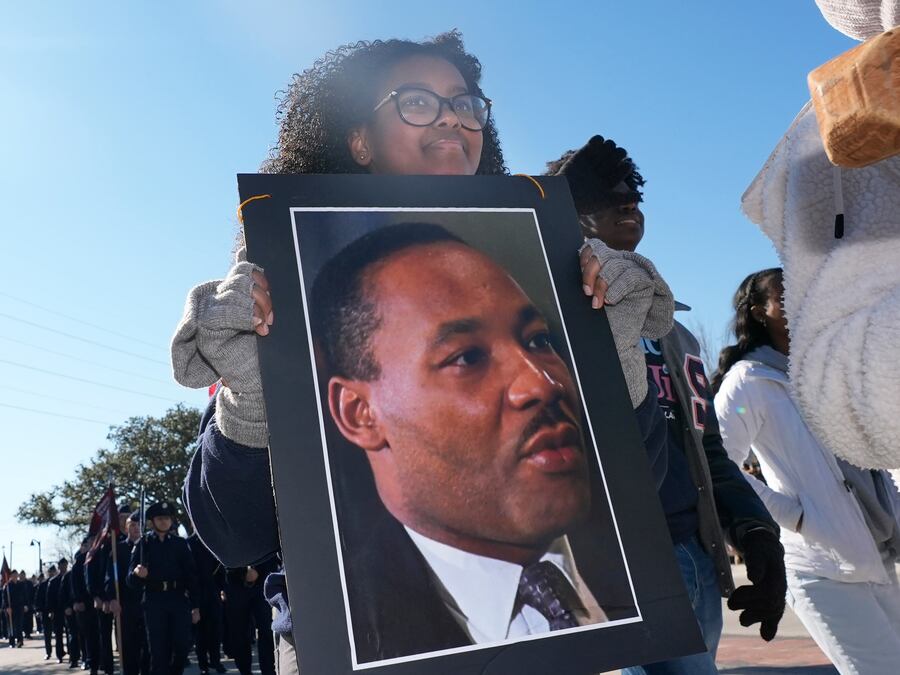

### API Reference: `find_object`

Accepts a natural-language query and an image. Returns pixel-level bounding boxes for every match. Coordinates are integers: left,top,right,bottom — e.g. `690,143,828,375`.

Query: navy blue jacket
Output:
2,581,26,609
127,532,199,609
34,578,51,613
186,533,224,609
105,536,140,606
85,536,112,600
70,551,91,605
45,572,66,613
57,570,75,611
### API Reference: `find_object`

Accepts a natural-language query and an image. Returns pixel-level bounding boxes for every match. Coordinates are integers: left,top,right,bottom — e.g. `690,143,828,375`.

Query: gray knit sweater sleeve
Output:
170,262,268,448
580,238,675,407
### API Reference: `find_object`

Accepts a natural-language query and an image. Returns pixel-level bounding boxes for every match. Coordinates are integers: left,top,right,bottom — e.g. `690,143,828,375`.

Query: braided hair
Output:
711,267,783,394
261,30,506,176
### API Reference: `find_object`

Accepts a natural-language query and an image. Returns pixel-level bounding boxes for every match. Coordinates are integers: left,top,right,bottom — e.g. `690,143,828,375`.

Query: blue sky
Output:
0,1,855,568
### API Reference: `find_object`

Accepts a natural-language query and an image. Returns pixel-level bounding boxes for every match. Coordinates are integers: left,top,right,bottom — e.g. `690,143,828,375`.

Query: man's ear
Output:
327,376,384,452
347,128,373,169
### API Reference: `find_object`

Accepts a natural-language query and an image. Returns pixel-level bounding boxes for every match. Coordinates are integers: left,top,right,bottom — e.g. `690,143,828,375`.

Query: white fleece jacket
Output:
715,347,892,584
740,0,900,470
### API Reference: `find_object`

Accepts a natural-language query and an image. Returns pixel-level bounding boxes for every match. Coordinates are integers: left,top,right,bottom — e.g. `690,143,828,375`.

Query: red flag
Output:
86,485,119,563
0,555,9,587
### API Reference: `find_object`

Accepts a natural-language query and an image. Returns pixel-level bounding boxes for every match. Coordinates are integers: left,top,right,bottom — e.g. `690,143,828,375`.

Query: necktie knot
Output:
517,560,580,631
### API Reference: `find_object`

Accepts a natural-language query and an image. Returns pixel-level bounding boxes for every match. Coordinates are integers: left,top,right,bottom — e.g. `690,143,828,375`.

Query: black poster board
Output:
238,173,704,674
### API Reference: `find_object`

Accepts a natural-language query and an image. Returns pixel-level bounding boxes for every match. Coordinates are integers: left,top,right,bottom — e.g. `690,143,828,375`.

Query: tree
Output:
17,404,201,533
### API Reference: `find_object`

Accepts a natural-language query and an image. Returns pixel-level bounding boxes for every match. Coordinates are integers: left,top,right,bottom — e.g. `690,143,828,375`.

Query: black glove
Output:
727,528,786,641
553,135,634,214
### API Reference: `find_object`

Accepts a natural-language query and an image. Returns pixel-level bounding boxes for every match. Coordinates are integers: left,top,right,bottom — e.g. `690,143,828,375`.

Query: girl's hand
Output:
250,270,273,336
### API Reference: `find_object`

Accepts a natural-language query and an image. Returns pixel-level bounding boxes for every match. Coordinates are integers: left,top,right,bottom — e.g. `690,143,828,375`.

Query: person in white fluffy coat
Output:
714,267,900,674
740,0,900,470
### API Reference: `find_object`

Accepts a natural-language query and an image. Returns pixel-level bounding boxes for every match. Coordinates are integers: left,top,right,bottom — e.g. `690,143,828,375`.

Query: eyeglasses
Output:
372,87,492,131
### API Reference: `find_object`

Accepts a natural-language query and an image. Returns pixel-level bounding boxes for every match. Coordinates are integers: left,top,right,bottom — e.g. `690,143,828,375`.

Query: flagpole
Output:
2,555,11,626
139,487,145,567
110,531,125,674
107,475,126,675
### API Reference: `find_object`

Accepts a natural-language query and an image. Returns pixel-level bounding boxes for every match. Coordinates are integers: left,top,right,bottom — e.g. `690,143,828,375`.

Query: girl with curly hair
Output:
172,30,505,673
173,30,671,672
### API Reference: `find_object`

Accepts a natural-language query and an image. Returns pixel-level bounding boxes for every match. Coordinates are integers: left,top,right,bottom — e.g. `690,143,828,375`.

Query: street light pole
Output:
30,540,42,576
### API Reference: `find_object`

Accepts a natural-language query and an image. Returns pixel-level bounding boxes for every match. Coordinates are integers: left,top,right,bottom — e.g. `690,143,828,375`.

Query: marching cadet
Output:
46,558,69,663
88,505,133,674
35,565,56,660
23,573,35,640
0,574,7,643
73,536,100,674
3,569,26,647
108,510,149,675
127,501,200,675
187,531,225,675
223,558,278,675
57,556,82,667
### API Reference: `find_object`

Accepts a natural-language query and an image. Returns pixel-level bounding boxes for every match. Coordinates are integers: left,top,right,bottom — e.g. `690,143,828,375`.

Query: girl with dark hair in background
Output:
172,31,672,671
713,268,900,674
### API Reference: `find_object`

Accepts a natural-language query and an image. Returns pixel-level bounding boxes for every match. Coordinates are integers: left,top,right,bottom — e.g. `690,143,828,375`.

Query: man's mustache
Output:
517,402,582,452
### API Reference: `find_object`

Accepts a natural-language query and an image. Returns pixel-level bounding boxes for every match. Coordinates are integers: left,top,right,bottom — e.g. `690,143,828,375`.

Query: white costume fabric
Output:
815,0,899,40
740,1,900,469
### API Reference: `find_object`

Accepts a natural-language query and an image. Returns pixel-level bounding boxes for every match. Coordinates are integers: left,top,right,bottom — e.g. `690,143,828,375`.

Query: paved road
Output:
0,637,220,675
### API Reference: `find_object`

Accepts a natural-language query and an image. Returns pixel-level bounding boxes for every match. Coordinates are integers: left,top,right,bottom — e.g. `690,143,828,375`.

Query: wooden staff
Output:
110,534,126,675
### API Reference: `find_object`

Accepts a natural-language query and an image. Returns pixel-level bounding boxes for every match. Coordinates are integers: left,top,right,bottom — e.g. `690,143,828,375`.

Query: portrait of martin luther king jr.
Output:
307,221,637,664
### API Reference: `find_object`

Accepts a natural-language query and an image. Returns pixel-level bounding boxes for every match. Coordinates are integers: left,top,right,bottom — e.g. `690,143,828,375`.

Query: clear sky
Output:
0,1,855,569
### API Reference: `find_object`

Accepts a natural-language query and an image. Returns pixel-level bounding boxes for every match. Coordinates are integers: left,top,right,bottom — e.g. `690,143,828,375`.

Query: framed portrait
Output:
238,174,704,674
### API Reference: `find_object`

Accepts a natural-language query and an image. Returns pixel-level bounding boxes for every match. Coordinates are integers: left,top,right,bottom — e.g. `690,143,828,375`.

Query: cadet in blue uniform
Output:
57,557,82,668
35,565,57,659
127,501,200,675
222,558,278,675
46,558,69,663
88,505,132,674
3,570,26,647
186,533,225,675
22,573,35,641
73,537,100,673
108,510,150,675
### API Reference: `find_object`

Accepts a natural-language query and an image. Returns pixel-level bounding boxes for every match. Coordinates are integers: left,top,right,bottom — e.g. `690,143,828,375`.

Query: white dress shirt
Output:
405,527,607,644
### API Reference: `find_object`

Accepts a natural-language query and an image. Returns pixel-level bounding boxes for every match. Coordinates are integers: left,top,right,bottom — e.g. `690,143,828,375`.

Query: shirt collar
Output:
405,527,582,642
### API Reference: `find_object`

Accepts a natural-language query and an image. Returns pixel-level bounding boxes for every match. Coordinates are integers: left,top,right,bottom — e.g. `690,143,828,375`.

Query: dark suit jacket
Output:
342,489,637,665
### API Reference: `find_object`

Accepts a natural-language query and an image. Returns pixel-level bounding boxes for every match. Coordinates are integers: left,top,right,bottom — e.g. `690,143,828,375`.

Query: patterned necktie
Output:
517,560,580,630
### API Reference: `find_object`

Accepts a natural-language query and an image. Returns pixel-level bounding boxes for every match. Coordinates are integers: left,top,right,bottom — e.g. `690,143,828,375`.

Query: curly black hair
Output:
261,30,507,176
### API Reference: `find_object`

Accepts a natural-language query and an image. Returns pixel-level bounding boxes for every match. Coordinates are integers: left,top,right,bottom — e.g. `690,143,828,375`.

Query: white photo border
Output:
288,207,643,670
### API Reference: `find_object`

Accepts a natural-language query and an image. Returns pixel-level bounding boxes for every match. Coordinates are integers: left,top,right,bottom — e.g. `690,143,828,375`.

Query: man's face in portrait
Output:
328,241,591,561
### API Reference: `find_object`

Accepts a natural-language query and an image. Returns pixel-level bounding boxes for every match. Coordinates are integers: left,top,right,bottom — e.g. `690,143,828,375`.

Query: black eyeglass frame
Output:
372,87,492,131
